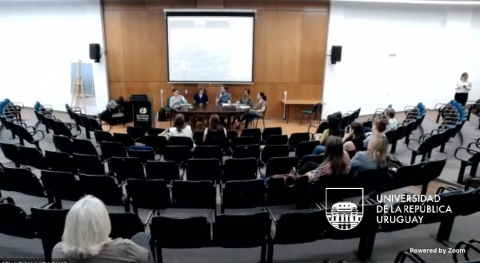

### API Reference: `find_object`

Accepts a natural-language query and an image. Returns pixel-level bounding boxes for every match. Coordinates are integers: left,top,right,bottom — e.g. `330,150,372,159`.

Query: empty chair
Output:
232,144,260,160
265,135,288,146
193,131,205,145
113,133,135,147
147,128,165,136
19,145,47,170
108,157,145,182
261,145,290,166
223,158,257,182
109,212,145,239
52,135,74,154
100,141,126,160
73,153,105,175
127,126,145,143
127,146,155,163
41,170,83,208
89,116,111,132
0,142,23,167
145,160,180,182
45,117,60,135
171,180,216,210
295,141,320,160
241,128,261,144
193,145,222,161
299,154,325,169
231,136,255,148
288,132,310,150
163,145,191,165
78,173,129,211
72,138,98,156
262,127,282,143
388,123,408,154
0,197,36,239
168,136,194,149
207,137,230,154
221,179,265,212
265,175,311,206
266,156,298,177
55,119,80,138
0,166,48,198
94,130,114,144
145,135,167,155
14,123,44,149
227,130,238,141
186,159,221,182
45,150,76,173
456,143,480,184
126,179,171,213
407,132,442,164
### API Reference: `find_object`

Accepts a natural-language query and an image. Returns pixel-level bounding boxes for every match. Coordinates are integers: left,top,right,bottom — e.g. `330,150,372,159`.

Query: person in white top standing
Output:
455,72,472,106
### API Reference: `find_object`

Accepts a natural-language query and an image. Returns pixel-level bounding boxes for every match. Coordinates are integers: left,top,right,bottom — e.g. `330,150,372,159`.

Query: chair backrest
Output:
171,180,216,209
78,174,123,206
193,131,204,145
108,157,145,182
295,141,320,159
207,137,230,153
265,175,310,206
241,128,261,144
126,126,145,142
300,154,325,169
52,135,74,154
113,133,135,148
145,135,167,154
145,160,179,181
45,150,76,173
266,156,299,177
1,166,46,197
186,158,221,182
274,209,325,244
126,179,171,210
73,153,105,175
88,117,103,131
109,212,145,239
261,145,290,164
15,123,36,143
391,123,408,142
168,136,194,149
232,144,260,160
73,138,98,156
213,211,271,248
100,141,127,160
0,198,36,238
231,136,255,148
0,142,24,166
418,133,442,152
354,169,390,195
94,130,114,144
266,135,289,146
163,145,191,164
223,158,257,182
288,133,310,149
127,147,155,163
150,215,211,248
55,120,73,137
262,127,282,142
30,207,68,257
147,128,165,136
19,145,47,170
193,145,222,161
45,117,59,135
222,179,265,210
41,170,83,202
413,158,446,186
227,130,238,140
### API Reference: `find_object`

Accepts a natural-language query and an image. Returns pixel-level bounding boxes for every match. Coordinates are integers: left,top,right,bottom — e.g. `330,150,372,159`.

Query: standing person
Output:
203,114,227,143
169,88,187,109
52,195,151,263
168,114,193,139
455,72,472,106
193,86,208,105
215,86,232,106
351,134,390,173
240,88,253,107
237,92,267,129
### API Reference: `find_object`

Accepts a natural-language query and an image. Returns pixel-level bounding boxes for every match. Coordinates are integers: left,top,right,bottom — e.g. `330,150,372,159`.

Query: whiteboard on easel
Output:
71,62,94,96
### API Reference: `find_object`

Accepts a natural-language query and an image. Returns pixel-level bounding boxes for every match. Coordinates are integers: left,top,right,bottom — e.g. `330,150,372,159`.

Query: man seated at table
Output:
216,86,231,106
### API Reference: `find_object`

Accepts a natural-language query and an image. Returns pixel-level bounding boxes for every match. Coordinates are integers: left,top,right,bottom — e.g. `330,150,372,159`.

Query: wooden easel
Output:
71,60,87,113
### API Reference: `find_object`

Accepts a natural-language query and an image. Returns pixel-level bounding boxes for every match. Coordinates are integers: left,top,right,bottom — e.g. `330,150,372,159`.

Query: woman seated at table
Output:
240,88,253,107
298,136,351,181
168,113,192,139
351,133,389,173
193,86,208,105
203,114,227,143
235,92,267,129
169,88,187,108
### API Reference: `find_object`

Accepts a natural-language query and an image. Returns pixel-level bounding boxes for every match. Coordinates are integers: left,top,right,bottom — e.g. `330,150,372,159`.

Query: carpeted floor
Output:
0,108,479,263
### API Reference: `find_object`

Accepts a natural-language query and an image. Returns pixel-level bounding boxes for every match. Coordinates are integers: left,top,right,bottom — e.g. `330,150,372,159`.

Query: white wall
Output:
0,0,108,114
323,2,480,117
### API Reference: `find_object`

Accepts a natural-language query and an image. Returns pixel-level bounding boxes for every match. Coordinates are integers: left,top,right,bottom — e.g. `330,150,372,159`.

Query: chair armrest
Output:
406,138,423,151
265,207,277,224
13,102,24,108
144,210,155,228
39,202,57,209
315,203,326,210
404,106,416,112
465,178,480,191
436,186,459,195
31,130,45,140
467,142,480,150
434,103,446,110
0,197,14,204
454,147,480,163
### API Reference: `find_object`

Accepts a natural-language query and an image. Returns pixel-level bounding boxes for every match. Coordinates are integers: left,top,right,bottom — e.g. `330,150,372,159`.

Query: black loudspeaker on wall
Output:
89,43,101,63
331,46,342,64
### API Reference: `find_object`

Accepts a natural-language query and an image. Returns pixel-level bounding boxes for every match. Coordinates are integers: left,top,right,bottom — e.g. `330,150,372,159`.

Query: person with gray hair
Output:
52,195,151,262
384,107,398,131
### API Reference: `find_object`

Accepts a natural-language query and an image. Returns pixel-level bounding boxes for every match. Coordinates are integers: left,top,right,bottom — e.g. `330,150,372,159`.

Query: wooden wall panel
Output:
299,12,328,84
109,82,126,100
147,0,196,9
103,0,147,10
224,0,329,11
104,11,125,81
196,0,224,8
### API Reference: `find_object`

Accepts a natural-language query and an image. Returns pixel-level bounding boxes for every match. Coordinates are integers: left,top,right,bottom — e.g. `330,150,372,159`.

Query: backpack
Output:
158,108,166,121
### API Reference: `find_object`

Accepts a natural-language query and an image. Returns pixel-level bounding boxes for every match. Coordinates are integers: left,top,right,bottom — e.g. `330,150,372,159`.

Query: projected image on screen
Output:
167,14,254,83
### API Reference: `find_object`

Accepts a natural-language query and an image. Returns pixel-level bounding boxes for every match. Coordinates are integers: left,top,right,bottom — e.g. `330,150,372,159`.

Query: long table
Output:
281,99,323,124
171,104,249,129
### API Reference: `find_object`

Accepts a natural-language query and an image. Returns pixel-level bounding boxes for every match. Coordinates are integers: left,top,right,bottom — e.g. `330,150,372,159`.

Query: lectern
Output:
130,94,153,130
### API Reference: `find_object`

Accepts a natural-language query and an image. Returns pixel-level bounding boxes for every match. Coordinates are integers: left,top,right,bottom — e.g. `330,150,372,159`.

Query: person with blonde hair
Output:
351,133,389,172
52,195,150,262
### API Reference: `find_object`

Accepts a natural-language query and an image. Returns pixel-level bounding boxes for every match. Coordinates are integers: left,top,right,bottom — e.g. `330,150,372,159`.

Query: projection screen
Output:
166,11,255,83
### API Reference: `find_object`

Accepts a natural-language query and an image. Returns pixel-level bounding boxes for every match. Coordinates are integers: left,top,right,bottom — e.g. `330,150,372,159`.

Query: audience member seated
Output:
299,137,351,181
168,114,193,139
215,86,232,106
312,112,342,154
193,86,208,105
169,88,187,108
98,96,124,124
236,92,268,129
342,122,366,152
52,195,151,263
363,118,388,149
351,134,389,173
203,114,227,143
385,107,398,131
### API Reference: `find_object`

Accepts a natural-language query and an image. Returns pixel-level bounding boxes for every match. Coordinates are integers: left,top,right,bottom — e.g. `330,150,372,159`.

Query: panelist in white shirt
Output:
169,88,187,109
454,72,472,106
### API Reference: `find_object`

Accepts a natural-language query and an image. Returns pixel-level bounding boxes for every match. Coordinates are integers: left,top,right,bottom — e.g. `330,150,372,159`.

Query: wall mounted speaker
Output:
89,43,101,63
331,46,342,64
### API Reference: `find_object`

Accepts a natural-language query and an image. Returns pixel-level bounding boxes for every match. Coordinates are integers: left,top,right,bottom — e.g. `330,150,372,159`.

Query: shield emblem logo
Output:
325,188,364,231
